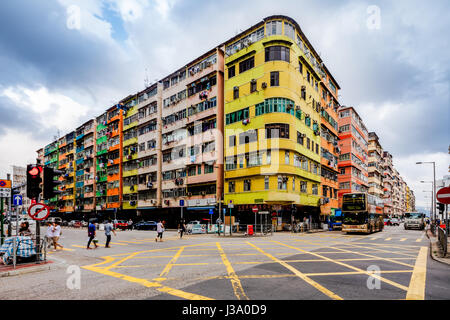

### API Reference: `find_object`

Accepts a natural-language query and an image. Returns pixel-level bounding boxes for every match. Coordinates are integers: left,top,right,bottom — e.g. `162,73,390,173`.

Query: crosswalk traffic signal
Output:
26,164,43,200
43,167,63,200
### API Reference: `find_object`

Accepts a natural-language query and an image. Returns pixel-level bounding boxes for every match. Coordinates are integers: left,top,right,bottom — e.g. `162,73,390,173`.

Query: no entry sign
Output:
28,203,50,221
252,206,259,213
437,187,450,205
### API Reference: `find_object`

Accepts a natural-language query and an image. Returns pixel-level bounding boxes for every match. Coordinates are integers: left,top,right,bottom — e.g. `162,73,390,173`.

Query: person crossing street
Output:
104,220,116,248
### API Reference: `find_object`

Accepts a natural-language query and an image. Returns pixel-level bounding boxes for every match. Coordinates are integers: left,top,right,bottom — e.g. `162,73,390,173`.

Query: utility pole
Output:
1,197,4,245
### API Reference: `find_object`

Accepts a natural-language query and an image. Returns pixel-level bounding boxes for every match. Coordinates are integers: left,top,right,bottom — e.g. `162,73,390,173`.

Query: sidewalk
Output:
426,229,450,266
0,261,53,278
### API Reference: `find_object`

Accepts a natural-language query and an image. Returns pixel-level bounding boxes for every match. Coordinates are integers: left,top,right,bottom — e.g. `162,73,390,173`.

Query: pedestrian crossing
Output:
68,236,182,250
303,233,426,243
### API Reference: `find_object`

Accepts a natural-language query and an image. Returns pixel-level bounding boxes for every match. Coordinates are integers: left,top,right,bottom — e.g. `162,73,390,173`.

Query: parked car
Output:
384,219,390,226
114,220,128,230
61,220,69,227
81,220,88,227
133,221,157,231
73,221,82,228
390,218,400,226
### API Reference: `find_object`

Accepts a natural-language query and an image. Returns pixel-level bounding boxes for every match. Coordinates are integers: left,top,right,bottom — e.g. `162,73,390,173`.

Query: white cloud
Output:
1,86,90,133
394,152,450,208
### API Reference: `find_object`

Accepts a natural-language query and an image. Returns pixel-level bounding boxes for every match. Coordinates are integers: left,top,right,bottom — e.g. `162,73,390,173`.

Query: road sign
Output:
179,199,185,207
437,187,450,205
28,203,50,221
259,211,269,215
0,189,11,197
209,208,214,215
228,201,234,209
0,179,11,189
252,206,259,213
13,195,22,206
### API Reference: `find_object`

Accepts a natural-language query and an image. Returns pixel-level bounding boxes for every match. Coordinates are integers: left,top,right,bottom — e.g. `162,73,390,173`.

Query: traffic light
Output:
43,167,63,200
437,203,445,214
26,164,43,200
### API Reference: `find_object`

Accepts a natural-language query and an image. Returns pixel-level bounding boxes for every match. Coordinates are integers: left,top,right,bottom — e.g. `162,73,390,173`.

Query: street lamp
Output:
422,190,433,218
416,162,436,222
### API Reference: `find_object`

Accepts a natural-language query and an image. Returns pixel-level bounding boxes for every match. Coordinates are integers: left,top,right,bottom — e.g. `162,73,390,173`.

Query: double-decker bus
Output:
342,193,384,234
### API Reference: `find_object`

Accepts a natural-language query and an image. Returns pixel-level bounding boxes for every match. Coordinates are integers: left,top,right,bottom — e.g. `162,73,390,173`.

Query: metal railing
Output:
0,236,47,269
438,227,447,257
208,224,274,237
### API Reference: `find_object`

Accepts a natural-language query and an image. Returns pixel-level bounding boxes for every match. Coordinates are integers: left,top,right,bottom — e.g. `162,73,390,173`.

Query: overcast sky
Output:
0,0,448,209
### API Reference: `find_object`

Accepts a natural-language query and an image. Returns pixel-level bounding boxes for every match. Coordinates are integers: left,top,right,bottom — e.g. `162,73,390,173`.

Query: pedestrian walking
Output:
179,221,186,239
155,220,164,242
128,219,133,231
52,222,64,251
45,221,54,249
87,220,98,249
104,220,116,248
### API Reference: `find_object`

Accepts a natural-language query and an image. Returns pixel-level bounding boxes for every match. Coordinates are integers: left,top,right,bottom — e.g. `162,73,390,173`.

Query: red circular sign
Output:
437,187,450,205
252,206,259,213
28,203,51,221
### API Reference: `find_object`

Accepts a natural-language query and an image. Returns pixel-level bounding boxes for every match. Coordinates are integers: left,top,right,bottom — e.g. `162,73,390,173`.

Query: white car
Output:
390,218,400,226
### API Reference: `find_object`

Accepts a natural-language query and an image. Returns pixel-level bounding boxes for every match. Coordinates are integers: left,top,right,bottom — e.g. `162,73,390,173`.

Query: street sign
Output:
437,187,450,205
28,203,50,221
13,195,22,206
179,199,185,207
228,200,234,209
259,211,269,215
0,189,11,197
252,206,259,213
209,208,214,215
0,179,11,189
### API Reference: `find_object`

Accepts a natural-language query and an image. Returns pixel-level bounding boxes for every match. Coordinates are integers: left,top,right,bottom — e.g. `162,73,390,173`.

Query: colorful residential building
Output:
368,132,384,213
337,106,369,205
223,16,324,227
319,68,340,218
95,112,108,211
382,151,394,216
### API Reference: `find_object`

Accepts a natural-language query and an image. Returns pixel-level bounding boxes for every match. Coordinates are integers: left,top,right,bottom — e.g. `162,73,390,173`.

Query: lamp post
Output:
416,162,436,222
422,190,433,219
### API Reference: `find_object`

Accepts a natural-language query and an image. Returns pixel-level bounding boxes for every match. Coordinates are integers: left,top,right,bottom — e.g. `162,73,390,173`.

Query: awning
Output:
187,206,215,211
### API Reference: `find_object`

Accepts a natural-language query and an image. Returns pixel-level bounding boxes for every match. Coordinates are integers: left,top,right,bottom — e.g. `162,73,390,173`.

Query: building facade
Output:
337,106,369,205
367,132,384,213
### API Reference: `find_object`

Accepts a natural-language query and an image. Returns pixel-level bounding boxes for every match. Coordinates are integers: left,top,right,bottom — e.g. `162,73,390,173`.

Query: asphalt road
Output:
0,224,449,300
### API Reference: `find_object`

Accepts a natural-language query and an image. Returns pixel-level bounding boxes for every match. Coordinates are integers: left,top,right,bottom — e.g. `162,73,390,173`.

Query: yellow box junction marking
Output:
406,246,428,300
159,247,185,277
272,241,409,292
247,242,343,300
216,242,249,300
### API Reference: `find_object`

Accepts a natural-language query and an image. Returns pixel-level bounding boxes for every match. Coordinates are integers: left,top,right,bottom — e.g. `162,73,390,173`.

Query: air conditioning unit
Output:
187,192,192,196
242,119,250,125
296,105,301,111
201,191,206,196
261,82,267,89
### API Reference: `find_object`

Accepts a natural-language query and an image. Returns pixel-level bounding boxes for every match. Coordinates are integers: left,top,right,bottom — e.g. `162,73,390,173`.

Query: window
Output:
255,98,299,119
247,152,263,167
315,143,319,154
233,86,239,99
204,164,214,174
239,56,254,73
301,181,307,193
307,71,310,83
270,71,279,87
339,125,350,132
312,184,318,195
278,176,287,190
229,181,235,193
250,80,257,93
244,180,251,192
293,177,296,191
265,176,269,190
307,138,310,150
284,22,295,39
265,123,290,139
340,168,346,174
239,130,258,144
266,150,271,164
198,165,202,175
226,108,249,125
239,157,244,169
229,135,236,147
285,151,290,165
266,20,282,36
228,66,235,78
299,61,303,74
226,157,237,170
297,131,304,145
301,87,306,100
265,46,290,63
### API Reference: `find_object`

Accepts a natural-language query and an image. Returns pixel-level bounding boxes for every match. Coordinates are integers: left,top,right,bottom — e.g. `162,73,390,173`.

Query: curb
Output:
0,262,54,278
426,230,450,266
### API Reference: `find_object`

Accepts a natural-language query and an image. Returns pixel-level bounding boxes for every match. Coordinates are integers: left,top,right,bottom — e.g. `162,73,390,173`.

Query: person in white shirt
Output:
155,220,164,242
52,222,64,251
45,222,54,249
